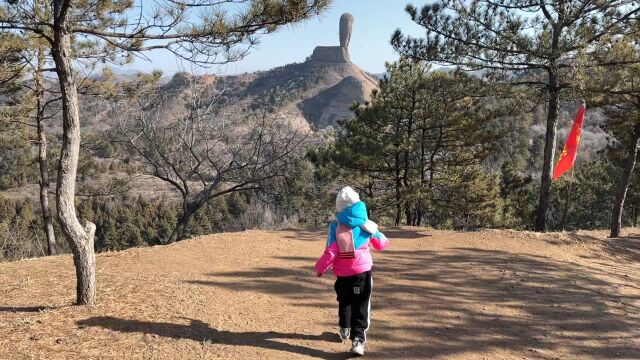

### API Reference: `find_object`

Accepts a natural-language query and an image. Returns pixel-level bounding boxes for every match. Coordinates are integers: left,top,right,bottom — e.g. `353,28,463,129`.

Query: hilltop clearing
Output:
1,229,639,359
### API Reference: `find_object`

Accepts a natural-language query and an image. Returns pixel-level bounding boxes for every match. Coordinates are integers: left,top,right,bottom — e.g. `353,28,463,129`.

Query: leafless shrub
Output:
117,75,310,242
0,221,46,262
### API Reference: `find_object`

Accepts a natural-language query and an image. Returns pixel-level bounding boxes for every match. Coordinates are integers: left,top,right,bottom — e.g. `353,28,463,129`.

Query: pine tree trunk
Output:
403,95,415,226
633,202,637,228
535,79,560,232
417,126,426,227
424,126,442,227
37,117,57,256
51,7,96,305
35,46,56,256
610,125,640,238
405,202,413,226
559,181,571,231
72,223,96,303
394,152,402,226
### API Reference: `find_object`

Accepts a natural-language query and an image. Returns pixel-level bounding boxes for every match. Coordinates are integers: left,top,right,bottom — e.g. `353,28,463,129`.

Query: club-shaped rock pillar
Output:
340,13,354,50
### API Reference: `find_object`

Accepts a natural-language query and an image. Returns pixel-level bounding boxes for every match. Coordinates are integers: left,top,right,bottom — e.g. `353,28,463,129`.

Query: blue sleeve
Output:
326,222,337,248
370,230,389,251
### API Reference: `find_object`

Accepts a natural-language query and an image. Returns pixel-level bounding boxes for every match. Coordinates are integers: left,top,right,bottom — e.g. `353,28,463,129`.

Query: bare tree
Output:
1,0,330,305
119,76,308,242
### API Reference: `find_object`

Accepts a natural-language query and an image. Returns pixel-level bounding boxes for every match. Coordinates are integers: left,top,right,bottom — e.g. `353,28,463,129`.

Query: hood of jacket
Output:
336,201,368,228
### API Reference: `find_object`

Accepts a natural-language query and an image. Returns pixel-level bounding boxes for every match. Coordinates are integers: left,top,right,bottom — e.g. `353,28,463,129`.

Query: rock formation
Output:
340,13,354,49
139,12,379,130
299,75,369,128
310,13,354,63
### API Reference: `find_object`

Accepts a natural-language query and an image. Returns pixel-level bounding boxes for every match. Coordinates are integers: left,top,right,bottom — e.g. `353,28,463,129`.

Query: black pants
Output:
334,270,372,342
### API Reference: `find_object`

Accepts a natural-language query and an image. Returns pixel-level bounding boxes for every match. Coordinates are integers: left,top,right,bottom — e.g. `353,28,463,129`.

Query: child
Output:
315,186,389,356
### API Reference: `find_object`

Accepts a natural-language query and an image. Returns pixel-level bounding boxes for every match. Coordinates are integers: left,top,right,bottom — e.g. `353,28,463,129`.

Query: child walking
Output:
315,186,389,356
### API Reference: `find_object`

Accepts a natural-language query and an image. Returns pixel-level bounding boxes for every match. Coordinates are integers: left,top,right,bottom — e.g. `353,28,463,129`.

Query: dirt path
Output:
1,228,639,359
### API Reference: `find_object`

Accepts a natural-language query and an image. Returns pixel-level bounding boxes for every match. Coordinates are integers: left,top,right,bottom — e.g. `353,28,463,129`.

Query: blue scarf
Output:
327,201,371,251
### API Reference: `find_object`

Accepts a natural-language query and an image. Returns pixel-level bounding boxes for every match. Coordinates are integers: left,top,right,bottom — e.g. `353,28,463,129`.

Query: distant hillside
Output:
155,58,379,130
72,56,379,135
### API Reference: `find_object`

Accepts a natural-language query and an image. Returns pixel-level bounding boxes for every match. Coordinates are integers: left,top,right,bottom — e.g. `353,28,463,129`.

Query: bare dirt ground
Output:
1,228,640,359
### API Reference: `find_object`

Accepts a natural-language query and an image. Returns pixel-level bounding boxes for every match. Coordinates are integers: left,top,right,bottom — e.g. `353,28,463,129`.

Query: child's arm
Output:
315,244,337,277
360,220,389,251
370,230,389,251
315,223,338,277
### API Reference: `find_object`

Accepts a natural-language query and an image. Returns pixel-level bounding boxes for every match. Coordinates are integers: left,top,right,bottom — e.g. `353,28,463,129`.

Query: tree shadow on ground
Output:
76,316,354,359
538,232,601,247
605,234,640,262
372,248,640,358
186,265,332,310
0,306,53,313
380,228,432,239
186,246,640,359
566,231,640,263
280,229,325,241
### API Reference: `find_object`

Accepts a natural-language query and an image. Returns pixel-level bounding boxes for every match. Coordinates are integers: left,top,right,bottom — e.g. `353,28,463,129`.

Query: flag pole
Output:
559,168,574,232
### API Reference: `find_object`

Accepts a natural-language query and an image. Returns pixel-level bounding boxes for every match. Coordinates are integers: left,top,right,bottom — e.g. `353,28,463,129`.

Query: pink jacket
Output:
315,223,389,277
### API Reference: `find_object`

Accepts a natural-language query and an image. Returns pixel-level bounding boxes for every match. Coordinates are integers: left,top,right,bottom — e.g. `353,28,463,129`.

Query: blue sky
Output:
119,0,427,75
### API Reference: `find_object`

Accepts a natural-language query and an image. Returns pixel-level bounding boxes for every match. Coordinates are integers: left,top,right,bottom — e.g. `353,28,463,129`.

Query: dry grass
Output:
1,228,640,359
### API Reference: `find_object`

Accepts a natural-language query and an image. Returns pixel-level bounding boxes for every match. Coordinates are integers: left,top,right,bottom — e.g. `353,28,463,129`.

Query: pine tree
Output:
588,36,640,237
392,0,640,231
329,58,509,227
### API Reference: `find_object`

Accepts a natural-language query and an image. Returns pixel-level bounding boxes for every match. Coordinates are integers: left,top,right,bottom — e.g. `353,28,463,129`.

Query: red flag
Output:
553,103,586,180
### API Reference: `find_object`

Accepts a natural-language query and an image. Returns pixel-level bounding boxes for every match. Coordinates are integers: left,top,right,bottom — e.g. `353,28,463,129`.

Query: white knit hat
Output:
336,186,360,212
